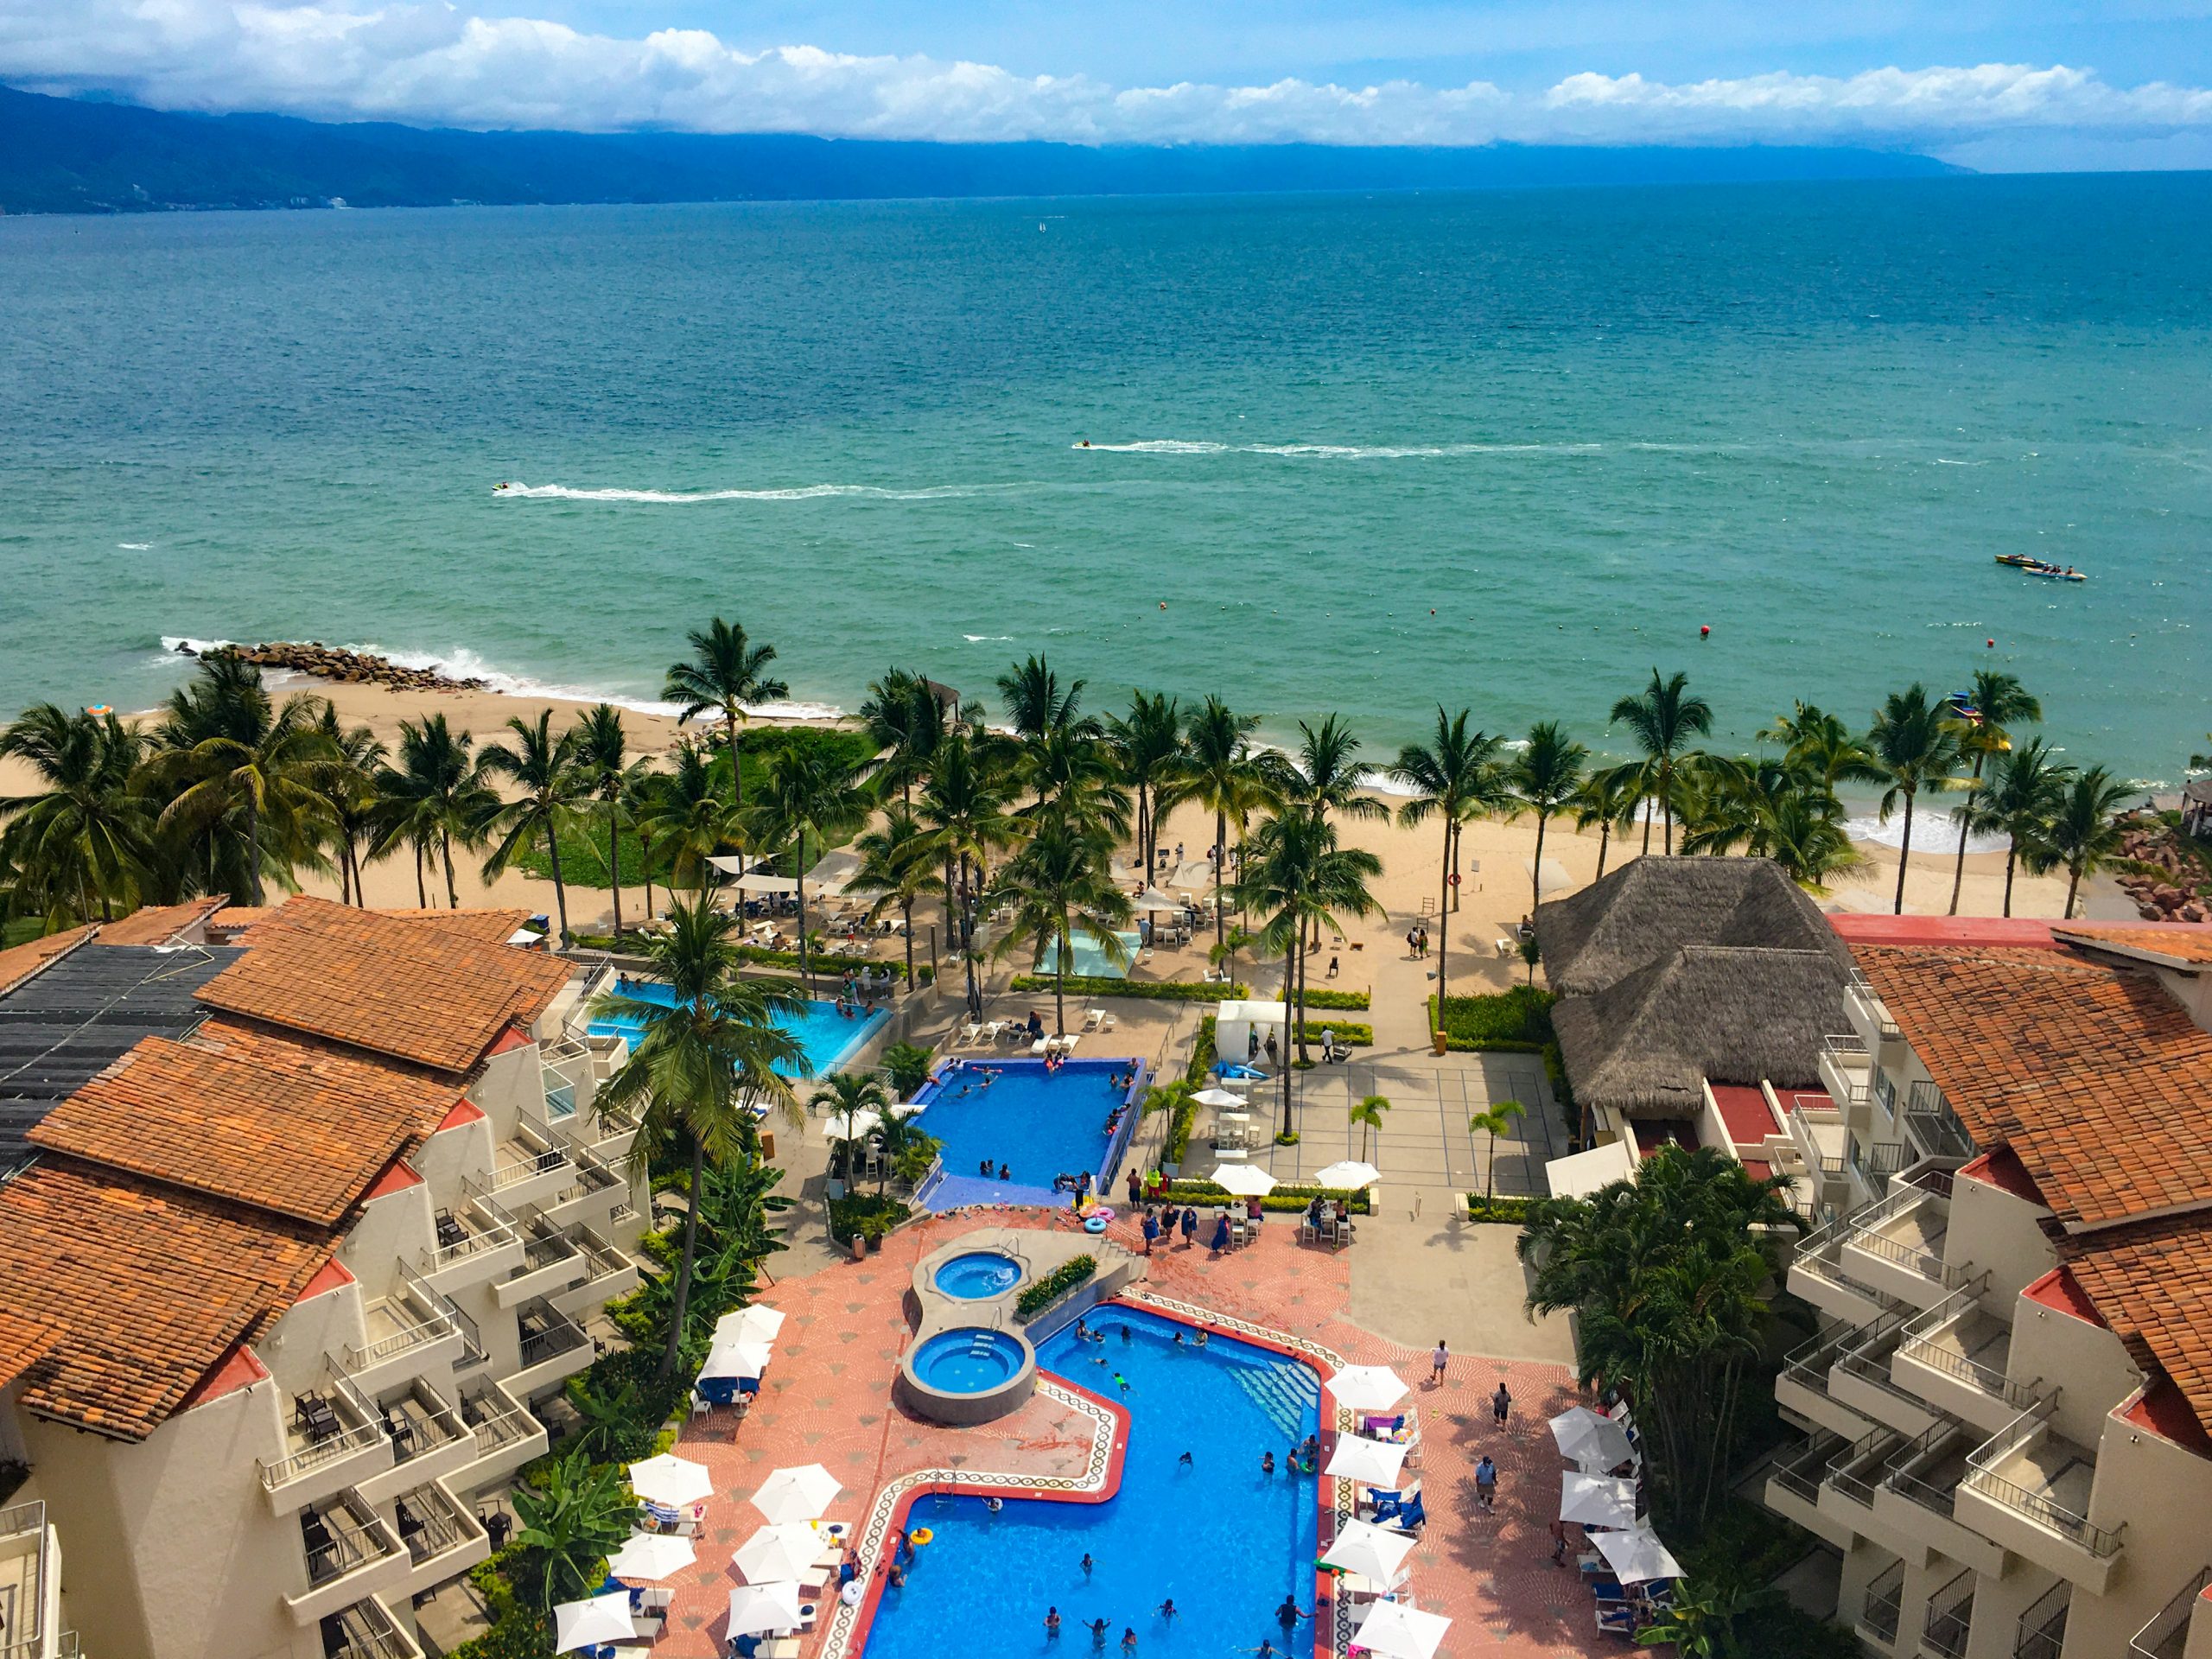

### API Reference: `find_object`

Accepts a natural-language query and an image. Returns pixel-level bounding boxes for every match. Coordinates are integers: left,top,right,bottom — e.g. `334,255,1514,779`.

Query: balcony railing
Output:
2131,1567,2212,1659
461,1382,539,1453
1880,1420,1969,1514
510,1208,582,1278
1859,1559,1904,1646
1821,1033,1872,1105
1964,1404,2125,1560
1904,1079,1975,1162
323,1597,419,1659
1789,1103,1849,1176
393,1483,474,1567
260,1411,385,1490
568,1225,632,1285
0,1502,54,1659
1922,1568,1975,1659
1898,1282,2044,1412
1847,973,1900,1039
301,1491,397,1588
489,1144,570,1192
418,1205,518,1275
2015,1580,2069,1659
343,1297,455,1374
518,1301,591,1370
1825,1426,1904,1508
1770,1430,1844,1505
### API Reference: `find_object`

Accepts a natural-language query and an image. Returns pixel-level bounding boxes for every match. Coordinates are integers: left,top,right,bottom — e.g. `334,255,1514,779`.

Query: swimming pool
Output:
586,976,887,1078
1040,931,1143,981
912,1058,1140,1210
933,1251,1026,1301
911,1328,1029,1394
864,1307,1322,1659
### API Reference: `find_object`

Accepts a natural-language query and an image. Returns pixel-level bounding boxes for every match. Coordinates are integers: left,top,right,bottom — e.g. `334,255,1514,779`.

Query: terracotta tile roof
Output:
2063,1215,2212,1438
92,898,228,947
0,1158,327,1440
195,896,571,1072
2052,923,2212,969
0,1308,63,1390
29,1019,457,1227
0,925,93,995
372,906,537,943
1828,914,2063,950
1854,944,2212,1231
207,902,287,940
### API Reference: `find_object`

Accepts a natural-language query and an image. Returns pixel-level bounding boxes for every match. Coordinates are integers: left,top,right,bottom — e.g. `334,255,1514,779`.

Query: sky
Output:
4,0,2212,168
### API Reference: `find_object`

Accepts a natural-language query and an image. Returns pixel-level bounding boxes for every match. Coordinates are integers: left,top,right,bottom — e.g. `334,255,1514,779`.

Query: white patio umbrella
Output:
734,1522,824,1584
1210,1164,1277,1197
1350,1601,1452,1659
727,1581,806,1637
605,1530,697,1582
1312,1160,1381,1189
1133,887,1181,910
1319,1517,1417,1581
626,1452,714,1508
1560,1471,1638,1529
555,1592,636,1652
752,1463,842,1523
1548,1406,1634,1471
1192,1088,1247,1109
1594,1526,1682,1585
820,1107,882,1141
700,1338,773,1382
1323,1433,1408,1488
1522,855,1573,896
1326,1364,1409,1413
715,1305,786,1344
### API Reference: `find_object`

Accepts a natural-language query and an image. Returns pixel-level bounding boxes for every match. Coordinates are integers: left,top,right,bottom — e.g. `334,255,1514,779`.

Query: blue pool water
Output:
867,1307,1322,1659
586,976,887,1078
934,1252,1026,1301
1041,931,1144,981
912,1329,1029,1393
914,1058,1136,1209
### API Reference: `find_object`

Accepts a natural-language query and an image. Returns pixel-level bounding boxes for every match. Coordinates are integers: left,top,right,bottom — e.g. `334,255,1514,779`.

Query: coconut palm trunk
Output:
1948,754,1986,917
664,1133,708,1375
607,806,625,938
794,864,811,993
1892,790,1916,915
1279,940,1297,1141
1215,807,1229,951
547,828,571,948
1594,818,1613,881
442,829,459,908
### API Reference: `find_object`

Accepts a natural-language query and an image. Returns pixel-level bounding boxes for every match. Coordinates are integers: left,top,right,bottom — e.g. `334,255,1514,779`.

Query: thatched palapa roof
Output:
1535,856,1846,998
1551,944,1848,1120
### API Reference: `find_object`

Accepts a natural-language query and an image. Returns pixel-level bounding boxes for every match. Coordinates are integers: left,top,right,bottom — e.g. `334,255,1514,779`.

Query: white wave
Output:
1078,439,1604,460
345,642,846,722
118,542,152,550
1844,810,2010,855
1075,440,1229,454
159,634,239,657
962,634,1014,643
494,480,1015,503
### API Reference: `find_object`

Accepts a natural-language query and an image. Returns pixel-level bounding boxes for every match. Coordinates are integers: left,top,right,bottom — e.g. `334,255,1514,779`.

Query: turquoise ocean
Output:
2,173,2208,791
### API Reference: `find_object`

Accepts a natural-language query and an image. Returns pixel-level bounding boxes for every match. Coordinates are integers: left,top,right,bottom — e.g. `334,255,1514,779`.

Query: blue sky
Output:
5,0,2212,168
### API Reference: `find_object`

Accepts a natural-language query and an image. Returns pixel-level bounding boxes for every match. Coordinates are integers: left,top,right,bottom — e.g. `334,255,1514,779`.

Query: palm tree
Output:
0,705,152,925
1610,670,1713,855
2043,766,2138,919
633,739,745,893
1758,790,1868,896
370,714,493,908
663,618,788,830
478,712,592,947
591,897,803,1375
309,705,385,907
1349,1094,1390,1162
1106,691,1185,876
989,815,1134,1034
1470,1099,1528,1206
574,703,649,938
745,738,872,994
852,804,944,990
1764,701,1884,792
1866,683,1965,915
1233,812,1382,1138
1512,721,1590,914
1573,762,1643,883
1946,672,2041,916
810,1071,891,1197
880,1042,935,1102
997,655,1094,743
1961,738,2070,916
914,734,1022,1019
859,667,944,806
1019,724,1132,839
1631,1577,1764,1658
511,1447,632,1607
1180,696,1278,954
1390,709,1509,1012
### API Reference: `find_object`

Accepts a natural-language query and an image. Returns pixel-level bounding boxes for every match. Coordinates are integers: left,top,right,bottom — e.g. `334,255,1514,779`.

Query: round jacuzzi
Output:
900,1326,1037,1424
932,1251,1025,1301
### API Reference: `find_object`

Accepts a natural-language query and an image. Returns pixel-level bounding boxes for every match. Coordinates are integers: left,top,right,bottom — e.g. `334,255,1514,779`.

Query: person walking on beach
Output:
1475,1454,1498,1511
1491,1381,1513,1427
1430,1341,1449,1387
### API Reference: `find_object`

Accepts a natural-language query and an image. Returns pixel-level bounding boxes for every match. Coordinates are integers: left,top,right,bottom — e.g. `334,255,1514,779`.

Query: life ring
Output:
909,1528,934,1547
1089,1205,1116,1223
1084,1215,1108,1235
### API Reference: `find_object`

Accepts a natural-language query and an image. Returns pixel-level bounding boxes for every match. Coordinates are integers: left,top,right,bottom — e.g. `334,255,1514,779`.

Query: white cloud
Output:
3,0,2211,151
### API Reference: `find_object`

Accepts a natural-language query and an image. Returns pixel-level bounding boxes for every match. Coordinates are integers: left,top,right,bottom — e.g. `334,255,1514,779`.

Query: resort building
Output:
0,898,647,1659
1762,918,2212,1659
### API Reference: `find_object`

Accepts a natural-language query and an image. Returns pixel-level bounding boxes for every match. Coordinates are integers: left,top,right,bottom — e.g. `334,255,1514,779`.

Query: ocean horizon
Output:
3,174,2207,791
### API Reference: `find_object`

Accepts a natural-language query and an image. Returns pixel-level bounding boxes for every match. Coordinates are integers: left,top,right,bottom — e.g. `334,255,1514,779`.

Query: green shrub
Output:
828,1192,910,1244
1185,1015,1218,1089
1464,1195,1532,1223
1015,1255,1096,1319
1293,1020,1372,1045
1010,975,1245,1001
1299,987,1371,1010
1430,984,1556,1051
1542,1039,1575,1109
1154,1181,1371,1214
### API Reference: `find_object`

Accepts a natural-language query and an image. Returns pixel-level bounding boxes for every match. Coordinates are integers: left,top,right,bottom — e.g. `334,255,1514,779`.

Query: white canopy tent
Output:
1322,1433,1408,1488
1325,1364,1409,1413
804,849,873,897
605,1531,697,1582
1209,1165,1277,1197
1214,1000,1287,1068
1594,1526,1682,1585
1549,1406,1636,1471
726,1582,807,1637
626,1453,714,1508
1349,1601,1452,1659
554,1593,637,1653
1318,1517,1417,1581
1542,1140,1637,1201
1192,1087,1247,1109
705,860,799,895
1560,1471,1638,1528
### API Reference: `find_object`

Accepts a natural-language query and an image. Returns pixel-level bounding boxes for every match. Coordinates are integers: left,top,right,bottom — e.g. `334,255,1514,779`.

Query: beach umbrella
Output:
1522,855,1573,896
554,1592,636,1652
734,1522,823,1584
1192,1088,1247,1109
1593,1526,1682,1585
715,1305,785,1344
1560,1471,1638,1529
700,1338,773,1382
1319,1517,1416,1582
727,1581,806,1637
626,1452,713,1508
1350,1601,1452,1659
1133,887,1181,909
1209,1164,1277,1197
1323,1433,1408,1488
605,1530,696,1582
820,1107,881,1141
1548,1406,1634,1470
752,1463,841,1523
1312,1160,1380,1189
1326,1364,1408,1413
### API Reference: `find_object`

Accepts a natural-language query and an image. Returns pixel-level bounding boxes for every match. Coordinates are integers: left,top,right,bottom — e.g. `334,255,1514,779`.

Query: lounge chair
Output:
1098,1013,1116,1032
1082,1008,1104,1032
958,1021,984,1046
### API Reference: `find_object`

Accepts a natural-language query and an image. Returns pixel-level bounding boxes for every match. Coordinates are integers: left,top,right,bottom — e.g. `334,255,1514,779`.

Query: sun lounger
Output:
1098,1013,1116,1032
1082,1008,1104,1032
959,1021,985,1045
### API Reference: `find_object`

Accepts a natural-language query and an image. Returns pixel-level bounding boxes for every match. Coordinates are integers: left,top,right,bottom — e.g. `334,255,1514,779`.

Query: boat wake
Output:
494,481,1020,504
1077,439,1604,459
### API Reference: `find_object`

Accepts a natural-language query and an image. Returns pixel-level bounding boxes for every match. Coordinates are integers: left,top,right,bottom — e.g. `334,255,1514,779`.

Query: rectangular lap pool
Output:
911,1057,1141,1210
863,1307,1323,1659
585,975,888,1078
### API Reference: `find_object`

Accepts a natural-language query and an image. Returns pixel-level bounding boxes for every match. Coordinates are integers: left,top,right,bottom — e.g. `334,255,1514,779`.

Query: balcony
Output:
415,1202,522,1294
1896,1282,2043,1436
1839,1186,1961,1312
1819,1033,1873,1127
1777,1328,1881,1442
2131,1567,2212,1659
1787,1216,1897,1326
550,1225,641,1313
1818,1426,1904,1535
541,1146,628,1226
1762,1430,1855,1549
358,1379,475,1503
284,1488,409,1627
1829,1317,1944,1443
1857,1558,1904,1649
485,1116,576,1210
1903,1079,1974,1165
392,1479,492,1595
1920,1567,1975,1659
320,1596,424,1659
1959,1404,2124,1593
493,1206,588,1309
453,1379,549,1494
505,1299,594,1398
1873,1421,2006,1578
261,1376,396,1513
1788,1098,1852,1211
0,1501,65,1659
342,1268,464,1391
1846,974,1901,1045
2015,1580,2069,1659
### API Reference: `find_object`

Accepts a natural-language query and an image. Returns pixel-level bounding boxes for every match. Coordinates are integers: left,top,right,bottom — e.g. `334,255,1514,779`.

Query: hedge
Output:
1011,974,1246,1001
1154,1181,1373,1215
1185,1015,1218,1089
829,1193,910,1244
1294,1020,1372,1046
1299,988,1371,1011
1430,984,1556,1052
1464,1195,1533,1223
1015,1254,1096,1320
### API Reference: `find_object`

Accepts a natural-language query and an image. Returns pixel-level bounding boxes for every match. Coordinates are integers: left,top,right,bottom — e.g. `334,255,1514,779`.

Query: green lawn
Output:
1430,983,1556,1051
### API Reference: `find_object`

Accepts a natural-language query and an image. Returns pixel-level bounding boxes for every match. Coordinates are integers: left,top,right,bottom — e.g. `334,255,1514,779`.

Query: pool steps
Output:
1230,1361,1324,1440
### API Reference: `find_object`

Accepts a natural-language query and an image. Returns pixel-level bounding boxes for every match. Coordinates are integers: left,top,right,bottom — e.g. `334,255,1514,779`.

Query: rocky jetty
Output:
187,640,488,694
2113,816,2211,923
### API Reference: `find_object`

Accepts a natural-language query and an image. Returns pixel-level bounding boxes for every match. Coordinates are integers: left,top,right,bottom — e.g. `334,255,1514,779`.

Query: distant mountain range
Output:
0,83,1965,216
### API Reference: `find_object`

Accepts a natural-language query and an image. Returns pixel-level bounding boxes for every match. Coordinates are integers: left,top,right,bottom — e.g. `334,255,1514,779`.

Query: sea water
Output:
2,175,2207,782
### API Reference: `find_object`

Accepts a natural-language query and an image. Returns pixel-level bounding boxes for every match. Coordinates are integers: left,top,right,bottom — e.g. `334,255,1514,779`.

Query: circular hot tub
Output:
932,1251,1025,1301
899,1326,1037,1424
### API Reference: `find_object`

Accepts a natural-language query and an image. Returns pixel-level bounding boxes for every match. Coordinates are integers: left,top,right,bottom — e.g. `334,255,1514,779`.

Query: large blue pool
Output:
587,976,888,1078
865,1307,1322,1659
912,1058,1140,1210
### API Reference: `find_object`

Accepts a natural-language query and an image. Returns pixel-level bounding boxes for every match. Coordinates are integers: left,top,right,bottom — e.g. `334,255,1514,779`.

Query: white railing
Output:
1964,1400,2124,1559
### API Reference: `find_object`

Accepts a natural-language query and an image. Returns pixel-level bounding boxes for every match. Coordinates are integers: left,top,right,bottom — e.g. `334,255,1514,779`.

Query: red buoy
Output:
1700,625,1711,638
1987,639,1996,648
